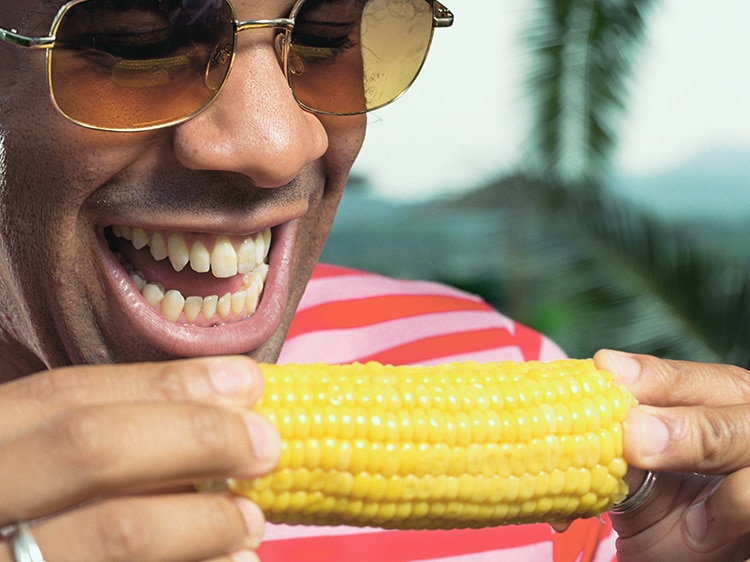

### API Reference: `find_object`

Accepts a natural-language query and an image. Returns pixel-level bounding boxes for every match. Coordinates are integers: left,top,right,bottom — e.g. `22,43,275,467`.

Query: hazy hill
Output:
323,152,750,361
611,146,750,221
327,147,750,270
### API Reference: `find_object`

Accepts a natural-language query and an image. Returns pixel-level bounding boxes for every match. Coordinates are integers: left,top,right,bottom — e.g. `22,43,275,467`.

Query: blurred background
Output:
321,0,750,365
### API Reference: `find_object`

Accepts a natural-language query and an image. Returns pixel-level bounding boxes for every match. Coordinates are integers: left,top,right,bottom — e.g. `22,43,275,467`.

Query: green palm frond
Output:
444,176,750,365
517,0,750,364
328,0,749,367
525,0,655,184
578,188,750,363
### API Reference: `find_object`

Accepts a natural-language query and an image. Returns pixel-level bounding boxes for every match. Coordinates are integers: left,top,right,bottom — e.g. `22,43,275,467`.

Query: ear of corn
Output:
227,359,634,530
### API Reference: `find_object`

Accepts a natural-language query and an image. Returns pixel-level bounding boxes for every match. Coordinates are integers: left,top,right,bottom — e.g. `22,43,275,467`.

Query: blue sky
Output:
351,0,750,202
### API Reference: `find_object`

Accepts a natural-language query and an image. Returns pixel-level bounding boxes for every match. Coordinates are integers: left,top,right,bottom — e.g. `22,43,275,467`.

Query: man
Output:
2,1,750,561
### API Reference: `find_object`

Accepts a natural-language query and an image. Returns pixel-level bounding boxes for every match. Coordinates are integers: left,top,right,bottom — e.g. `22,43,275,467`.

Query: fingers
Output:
0,401,279,523
0,356,265,438
611,472,725,562
593,349,750,407
595,350,750,474
0,357,276,561
682,471,750,555
25,493,264,562
622,403,750,474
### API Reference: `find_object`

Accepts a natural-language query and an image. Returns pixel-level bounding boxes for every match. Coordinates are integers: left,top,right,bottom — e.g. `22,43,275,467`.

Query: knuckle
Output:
653,357,750,404
25,366,95,408
94,503,150,561
694,410,733,469
54,408,125,475
721,365,750,402
652,357,694,395
198,496,241,539
152,360,213,402
188,406,236,457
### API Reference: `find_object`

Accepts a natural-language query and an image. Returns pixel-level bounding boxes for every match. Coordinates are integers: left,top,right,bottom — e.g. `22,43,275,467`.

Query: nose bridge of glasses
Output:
235,18,294,34
226,18,294,78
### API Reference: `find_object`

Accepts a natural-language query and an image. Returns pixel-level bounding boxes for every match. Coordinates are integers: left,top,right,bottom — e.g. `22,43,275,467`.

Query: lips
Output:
99,220,297,358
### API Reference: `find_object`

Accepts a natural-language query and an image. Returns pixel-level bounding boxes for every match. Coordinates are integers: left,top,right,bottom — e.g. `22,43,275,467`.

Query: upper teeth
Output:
111,225,271,278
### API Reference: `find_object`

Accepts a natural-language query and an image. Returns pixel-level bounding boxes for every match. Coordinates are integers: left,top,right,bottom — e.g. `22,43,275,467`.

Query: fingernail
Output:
684,498,709,546
684,478,722,548
603,350,642,385
234,497,265,551
208,358,253,397
244,412,281,472
633,410,670,458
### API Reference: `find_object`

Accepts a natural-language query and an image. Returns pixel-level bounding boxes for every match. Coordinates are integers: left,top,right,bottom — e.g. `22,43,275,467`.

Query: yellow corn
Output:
228,359,634,529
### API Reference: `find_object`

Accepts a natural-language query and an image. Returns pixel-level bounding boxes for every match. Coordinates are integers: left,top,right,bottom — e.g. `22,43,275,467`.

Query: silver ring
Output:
5,522,46,562
611,470,657,514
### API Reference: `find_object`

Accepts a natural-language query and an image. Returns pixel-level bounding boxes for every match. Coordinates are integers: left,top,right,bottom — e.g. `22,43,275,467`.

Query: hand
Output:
595,350,750,562
0,356,281,562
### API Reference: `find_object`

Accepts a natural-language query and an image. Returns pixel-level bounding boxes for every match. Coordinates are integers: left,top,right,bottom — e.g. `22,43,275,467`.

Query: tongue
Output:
116,239,244,298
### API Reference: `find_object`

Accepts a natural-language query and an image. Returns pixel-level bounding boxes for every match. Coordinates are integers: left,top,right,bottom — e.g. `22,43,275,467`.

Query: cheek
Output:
312,113,367,243
249,115,366,363
320,114,367,177
283,114,366,312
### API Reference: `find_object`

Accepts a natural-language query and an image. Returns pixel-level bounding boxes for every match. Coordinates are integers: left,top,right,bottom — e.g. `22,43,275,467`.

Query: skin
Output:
1,2,749,562
596,350,750,561
0,0,366,373
0,0,363,559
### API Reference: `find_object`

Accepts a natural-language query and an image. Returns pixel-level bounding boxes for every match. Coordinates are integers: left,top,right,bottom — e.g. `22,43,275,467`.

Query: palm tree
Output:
324,0,749,365
504,0,750,365
525,0,654,186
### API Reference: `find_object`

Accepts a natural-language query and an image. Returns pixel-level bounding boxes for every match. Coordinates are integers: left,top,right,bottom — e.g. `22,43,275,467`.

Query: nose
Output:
172,34,329,187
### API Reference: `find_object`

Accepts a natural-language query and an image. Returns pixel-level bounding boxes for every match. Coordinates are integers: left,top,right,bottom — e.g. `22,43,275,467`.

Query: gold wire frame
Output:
0,0,454,132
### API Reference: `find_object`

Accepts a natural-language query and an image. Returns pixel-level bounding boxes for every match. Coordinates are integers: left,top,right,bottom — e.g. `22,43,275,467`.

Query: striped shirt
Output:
261,263,617,561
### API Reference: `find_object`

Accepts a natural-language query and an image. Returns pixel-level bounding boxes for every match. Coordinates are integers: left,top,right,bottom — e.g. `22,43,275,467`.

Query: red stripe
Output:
287,295,492,339
311,263,361,279
552,515,614,562
355,328,516,365
258,525,554,562
513,322,544,362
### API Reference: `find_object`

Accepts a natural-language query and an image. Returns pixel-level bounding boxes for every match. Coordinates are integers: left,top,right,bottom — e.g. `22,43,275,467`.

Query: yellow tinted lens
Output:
48,0,235,131
289,0,435,114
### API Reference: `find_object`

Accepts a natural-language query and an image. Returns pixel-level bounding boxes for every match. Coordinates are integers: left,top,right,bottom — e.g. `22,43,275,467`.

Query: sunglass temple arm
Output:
0,27,54,49
433,1,454,28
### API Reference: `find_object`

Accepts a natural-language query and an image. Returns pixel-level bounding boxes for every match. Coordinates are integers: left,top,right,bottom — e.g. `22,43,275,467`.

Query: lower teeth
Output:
121,255,269,325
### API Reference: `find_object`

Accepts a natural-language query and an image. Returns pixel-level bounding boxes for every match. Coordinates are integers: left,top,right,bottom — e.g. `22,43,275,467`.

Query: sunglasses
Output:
0,0,453,132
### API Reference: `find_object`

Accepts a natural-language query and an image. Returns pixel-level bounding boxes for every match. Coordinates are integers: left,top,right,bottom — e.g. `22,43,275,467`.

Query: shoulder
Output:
279,264,566,365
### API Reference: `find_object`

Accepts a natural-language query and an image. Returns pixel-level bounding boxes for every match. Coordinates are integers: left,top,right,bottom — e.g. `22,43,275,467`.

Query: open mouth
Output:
106,225,271,326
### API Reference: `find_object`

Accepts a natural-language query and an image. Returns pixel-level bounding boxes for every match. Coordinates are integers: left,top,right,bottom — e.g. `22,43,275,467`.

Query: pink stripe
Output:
279,310,518,364
538,337,568,362
353,328,517,365
419,348,527,365
264,522,383,541
297,272,485,312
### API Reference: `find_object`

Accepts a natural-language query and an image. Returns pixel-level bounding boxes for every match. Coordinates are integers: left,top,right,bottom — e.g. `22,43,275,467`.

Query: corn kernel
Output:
227,359,635,529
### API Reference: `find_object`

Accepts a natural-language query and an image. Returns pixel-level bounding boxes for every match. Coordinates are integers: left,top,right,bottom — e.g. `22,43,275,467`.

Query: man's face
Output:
0,0,366,378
